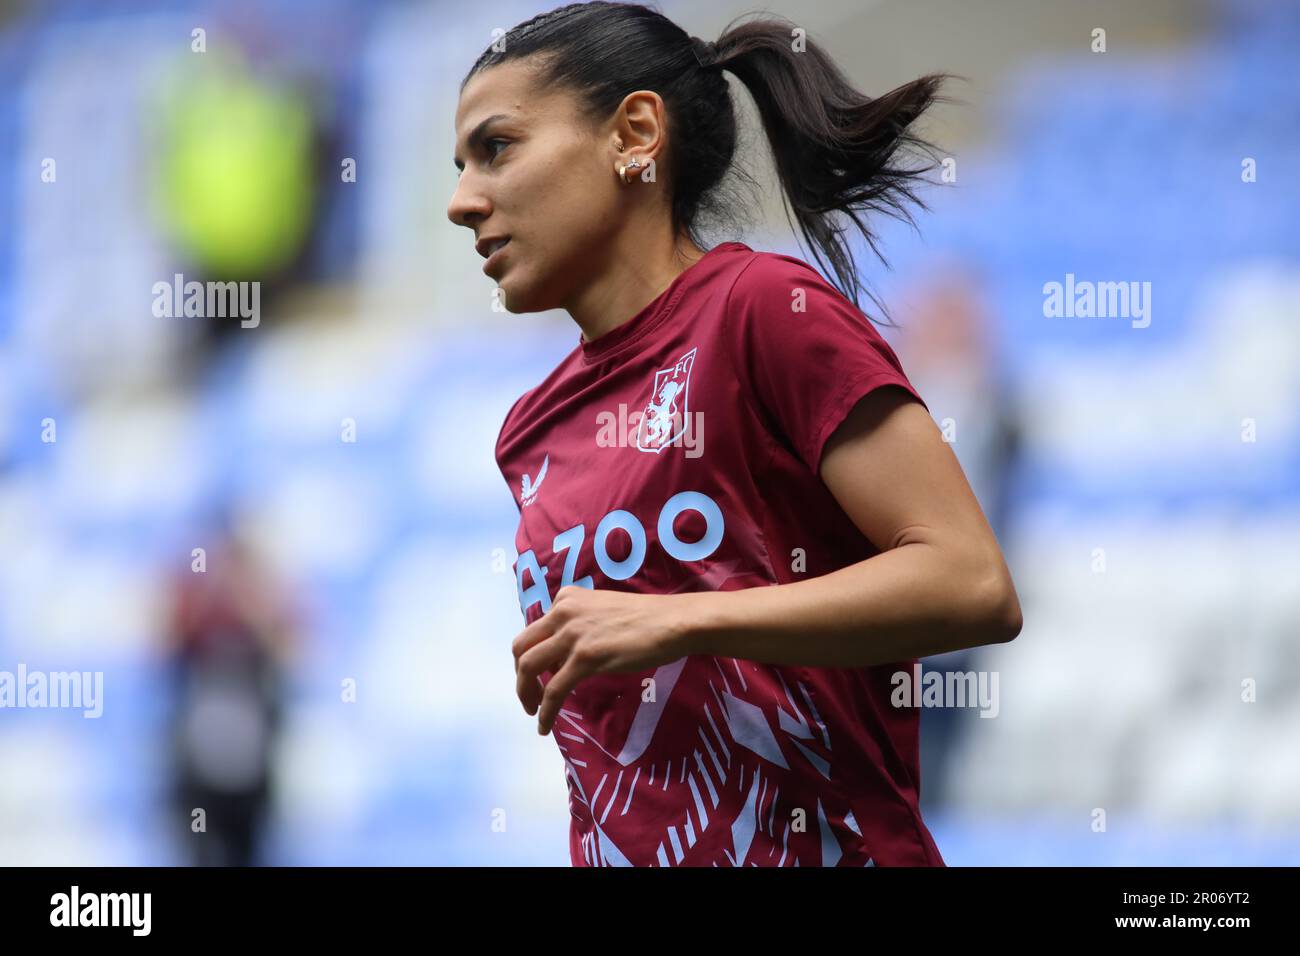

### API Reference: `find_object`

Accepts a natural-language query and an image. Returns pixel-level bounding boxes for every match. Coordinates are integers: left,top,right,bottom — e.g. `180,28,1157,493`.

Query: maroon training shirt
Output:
495,241,944,866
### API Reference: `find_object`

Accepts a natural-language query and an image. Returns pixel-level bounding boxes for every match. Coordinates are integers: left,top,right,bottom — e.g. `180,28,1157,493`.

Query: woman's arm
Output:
514,386,1022,733
679,385,1022,668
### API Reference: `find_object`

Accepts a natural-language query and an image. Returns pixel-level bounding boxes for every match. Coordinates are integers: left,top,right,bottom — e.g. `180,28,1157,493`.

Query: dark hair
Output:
462,2,958,326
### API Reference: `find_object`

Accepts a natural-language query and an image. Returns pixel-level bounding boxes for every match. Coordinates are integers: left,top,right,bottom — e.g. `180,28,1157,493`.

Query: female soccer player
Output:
448,2,1022,867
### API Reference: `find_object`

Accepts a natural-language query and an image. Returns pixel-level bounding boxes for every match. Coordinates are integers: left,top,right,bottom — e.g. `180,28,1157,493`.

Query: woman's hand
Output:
512,585,697,735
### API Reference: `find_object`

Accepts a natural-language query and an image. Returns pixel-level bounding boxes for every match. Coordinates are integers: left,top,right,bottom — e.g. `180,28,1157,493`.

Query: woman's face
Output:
448,60,624,313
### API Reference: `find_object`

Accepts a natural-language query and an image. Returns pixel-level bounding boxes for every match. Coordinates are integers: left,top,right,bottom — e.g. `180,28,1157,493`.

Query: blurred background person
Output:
164,517,297,866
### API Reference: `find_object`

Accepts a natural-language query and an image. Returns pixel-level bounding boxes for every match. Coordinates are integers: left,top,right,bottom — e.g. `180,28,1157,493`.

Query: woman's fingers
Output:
535,652,591,735
511,609,558,665
516,632,571,716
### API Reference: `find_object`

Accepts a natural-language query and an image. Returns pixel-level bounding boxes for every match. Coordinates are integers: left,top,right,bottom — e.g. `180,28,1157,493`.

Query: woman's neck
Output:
569,231,708,345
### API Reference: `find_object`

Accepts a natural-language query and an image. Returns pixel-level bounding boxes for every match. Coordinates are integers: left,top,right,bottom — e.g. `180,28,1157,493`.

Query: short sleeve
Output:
724,252,929,474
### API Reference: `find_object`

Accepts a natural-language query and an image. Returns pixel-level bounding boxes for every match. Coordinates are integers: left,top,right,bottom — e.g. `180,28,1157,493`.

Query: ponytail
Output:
711,16,958,322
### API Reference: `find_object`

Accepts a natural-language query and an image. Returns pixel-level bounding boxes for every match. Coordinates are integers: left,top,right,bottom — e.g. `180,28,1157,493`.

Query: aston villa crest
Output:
635,347,696,453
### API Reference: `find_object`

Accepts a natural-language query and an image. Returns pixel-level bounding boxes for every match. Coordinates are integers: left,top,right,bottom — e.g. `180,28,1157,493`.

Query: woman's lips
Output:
483,239,511,276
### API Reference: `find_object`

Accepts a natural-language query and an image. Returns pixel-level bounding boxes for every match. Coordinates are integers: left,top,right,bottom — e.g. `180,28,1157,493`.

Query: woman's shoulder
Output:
720,244,873,343
724,244,844,305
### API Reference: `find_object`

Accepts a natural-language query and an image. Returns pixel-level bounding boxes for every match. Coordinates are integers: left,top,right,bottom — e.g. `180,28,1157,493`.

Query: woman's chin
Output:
495,281,525,312
495,279,551,314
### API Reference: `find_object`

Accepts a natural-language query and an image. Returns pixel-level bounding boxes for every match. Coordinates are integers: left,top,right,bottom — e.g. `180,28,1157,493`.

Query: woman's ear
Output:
614,90,668,170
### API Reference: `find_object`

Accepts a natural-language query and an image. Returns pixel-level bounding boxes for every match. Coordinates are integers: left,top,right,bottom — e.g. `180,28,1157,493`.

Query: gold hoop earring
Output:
619,156,643,184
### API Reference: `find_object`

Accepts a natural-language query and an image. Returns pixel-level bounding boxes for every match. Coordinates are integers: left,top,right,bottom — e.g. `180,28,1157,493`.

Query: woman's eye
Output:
485,138,509,163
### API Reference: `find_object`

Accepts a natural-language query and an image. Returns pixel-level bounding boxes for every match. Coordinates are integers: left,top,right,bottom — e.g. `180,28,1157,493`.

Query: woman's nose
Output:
447,177,490,228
